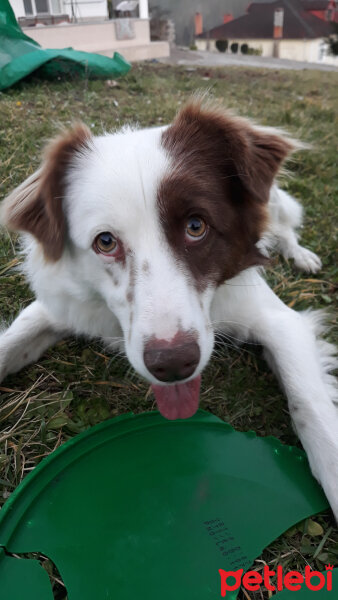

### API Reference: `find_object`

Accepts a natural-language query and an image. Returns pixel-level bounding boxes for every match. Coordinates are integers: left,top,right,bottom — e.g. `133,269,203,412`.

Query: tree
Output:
326,22,338,55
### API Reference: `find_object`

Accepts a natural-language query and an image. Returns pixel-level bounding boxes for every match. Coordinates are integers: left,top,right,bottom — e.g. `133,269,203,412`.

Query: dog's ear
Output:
239,125,296,204
1,123,91,261
166,99,297,205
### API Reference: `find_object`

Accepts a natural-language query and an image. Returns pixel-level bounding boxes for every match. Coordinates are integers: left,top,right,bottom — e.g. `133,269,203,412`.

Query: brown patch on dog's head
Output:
160,98,295,287
1,123,91,261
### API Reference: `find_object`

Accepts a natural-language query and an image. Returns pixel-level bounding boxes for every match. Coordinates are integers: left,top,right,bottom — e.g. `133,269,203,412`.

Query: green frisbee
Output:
0,410,329,599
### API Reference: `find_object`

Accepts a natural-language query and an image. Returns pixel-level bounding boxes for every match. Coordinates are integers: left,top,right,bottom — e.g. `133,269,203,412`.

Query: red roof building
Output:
195,0,337,64
302,1,338,22
198,1,335,41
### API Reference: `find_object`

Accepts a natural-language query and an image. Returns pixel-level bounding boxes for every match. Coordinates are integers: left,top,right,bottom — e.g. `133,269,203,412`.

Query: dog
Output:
0,99,337,519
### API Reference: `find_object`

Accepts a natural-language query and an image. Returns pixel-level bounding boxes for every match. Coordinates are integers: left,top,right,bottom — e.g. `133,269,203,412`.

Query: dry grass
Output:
0,63,337,598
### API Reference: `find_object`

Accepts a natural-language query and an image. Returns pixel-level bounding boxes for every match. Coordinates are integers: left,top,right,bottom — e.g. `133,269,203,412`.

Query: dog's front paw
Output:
292,246,322,273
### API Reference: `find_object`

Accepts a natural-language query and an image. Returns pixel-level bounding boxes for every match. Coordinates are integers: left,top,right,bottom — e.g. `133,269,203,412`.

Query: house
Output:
302,0,338,22
9,0,170,61
195,0,337,64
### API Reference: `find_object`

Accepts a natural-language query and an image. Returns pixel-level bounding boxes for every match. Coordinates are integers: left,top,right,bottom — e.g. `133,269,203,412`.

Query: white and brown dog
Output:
0,100,337,517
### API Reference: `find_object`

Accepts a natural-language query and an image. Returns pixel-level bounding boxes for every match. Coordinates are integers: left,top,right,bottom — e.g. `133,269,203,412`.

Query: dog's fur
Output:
0,99,337,518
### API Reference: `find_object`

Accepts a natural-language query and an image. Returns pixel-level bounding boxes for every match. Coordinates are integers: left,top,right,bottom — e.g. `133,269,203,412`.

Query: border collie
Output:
1,99,337,518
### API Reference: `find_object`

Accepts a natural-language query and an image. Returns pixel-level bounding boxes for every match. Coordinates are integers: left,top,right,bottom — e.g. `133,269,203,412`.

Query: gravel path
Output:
160,46,338,72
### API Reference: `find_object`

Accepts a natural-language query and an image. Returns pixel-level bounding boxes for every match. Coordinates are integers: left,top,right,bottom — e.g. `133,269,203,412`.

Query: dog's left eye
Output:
185,216,208,241
94,232,118,255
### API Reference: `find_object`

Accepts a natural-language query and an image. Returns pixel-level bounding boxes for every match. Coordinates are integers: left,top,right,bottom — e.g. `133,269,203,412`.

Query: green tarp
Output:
0,0,131,91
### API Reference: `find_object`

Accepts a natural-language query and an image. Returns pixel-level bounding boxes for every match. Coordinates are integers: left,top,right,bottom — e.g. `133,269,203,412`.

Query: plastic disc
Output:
0,410,328,599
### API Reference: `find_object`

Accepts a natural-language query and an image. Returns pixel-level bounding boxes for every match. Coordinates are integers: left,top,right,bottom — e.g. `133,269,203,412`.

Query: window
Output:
35,0,49,13
50,0,62,13
23,0,62,16
23,0,33,15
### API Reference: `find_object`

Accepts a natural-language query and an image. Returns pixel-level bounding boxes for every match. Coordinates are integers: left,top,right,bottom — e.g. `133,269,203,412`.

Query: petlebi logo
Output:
219,564,334,596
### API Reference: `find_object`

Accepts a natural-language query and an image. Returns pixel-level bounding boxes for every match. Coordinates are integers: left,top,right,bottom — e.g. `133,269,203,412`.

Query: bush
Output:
329,38,338,55
215,39,228,53
241,43,249,54
247,47,262,56
230,42,238,54
189,44,197,51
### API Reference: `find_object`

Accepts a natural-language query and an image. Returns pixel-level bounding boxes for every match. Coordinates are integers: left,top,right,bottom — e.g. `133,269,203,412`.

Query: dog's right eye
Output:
185,216,208,242
94,232,118,255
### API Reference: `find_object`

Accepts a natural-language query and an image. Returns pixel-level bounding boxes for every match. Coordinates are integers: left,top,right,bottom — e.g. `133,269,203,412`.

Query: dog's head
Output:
2,99,295,419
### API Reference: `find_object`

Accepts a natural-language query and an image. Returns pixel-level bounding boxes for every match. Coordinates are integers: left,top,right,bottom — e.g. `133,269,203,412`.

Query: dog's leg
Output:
266,187,322,273
214,273,338,519
0,300,67,383
259,309,338,521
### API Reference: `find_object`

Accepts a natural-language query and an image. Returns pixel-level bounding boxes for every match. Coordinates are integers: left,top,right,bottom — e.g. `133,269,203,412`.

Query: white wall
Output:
10,0,25,17
279,39,337,63
10,0,108,20
62,0,108,20
196,36,337,64
322,54,338,65
278,39,319,62
21,18,170,60
196,38,273,56
24,18,150,52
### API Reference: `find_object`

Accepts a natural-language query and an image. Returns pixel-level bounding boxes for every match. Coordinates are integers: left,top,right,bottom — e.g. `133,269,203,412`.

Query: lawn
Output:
0,63,337,598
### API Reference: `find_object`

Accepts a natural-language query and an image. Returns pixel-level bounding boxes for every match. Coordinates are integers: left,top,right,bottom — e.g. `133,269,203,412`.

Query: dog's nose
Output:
143,335,200,382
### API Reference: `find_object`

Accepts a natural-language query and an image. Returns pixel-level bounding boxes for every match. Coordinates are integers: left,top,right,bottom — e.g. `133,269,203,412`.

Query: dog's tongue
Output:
152,376,201,420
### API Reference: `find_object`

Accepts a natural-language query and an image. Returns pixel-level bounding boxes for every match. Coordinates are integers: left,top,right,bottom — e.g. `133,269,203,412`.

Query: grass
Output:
0,63,337,598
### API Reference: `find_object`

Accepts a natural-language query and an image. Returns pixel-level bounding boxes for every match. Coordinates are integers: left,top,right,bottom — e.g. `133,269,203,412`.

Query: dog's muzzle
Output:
143,331,202,420
143,337,200,382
